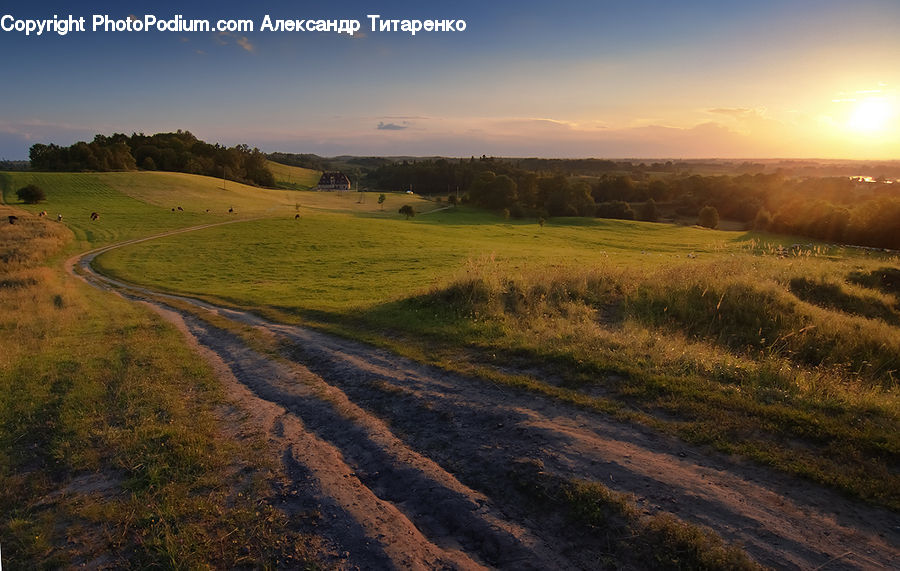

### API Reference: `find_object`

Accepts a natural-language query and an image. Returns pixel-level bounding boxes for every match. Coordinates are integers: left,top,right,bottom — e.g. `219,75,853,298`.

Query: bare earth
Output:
69,228,900,570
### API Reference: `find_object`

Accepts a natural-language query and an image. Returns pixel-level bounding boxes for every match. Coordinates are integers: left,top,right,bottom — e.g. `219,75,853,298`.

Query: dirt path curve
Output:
68,225,900,570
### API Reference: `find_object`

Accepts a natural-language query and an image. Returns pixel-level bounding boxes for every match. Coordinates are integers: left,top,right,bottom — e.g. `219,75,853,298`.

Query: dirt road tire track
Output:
68,224,900,570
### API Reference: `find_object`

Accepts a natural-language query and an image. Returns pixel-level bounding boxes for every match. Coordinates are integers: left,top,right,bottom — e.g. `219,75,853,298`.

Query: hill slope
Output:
266,160,321,190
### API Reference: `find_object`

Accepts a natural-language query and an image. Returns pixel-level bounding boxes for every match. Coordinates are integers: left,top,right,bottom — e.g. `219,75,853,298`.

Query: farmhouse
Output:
317,171,351,191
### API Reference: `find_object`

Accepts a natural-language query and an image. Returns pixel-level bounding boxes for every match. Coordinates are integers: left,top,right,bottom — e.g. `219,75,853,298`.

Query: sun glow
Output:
846,97,894,133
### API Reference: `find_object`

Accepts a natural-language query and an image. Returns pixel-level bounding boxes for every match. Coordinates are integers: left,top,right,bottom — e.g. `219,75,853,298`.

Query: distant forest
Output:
29,131,274,187
19,137,900,250
366,156,900,250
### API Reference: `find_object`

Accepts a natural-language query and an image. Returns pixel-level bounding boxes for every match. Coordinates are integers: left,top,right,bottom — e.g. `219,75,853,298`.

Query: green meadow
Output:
93,209,739,312
0,171,436,248
2,167,898,562
89,184,900,510
265,160,321,190
0,200,321,567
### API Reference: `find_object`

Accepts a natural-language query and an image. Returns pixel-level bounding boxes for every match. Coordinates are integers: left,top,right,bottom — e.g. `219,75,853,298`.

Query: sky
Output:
2,0,899,160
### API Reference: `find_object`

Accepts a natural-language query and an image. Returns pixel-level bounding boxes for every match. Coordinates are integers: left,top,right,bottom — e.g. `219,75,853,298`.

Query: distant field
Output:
93,210,743,312
266,160,321,190
0,172,217,247
0,171,436,249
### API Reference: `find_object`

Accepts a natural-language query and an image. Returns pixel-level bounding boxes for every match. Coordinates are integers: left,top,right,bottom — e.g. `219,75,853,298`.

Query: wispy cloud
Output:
236,36,254,53
215,32,254,53
706,107,770,120
377,121,408,131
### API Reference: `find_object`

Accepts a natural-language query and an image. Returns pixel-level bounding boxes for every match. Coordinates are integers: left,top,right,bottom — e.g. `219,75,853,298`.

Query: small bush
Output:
16,184,46,204
509,203,526,219
638,199,659,222
698,205,719,229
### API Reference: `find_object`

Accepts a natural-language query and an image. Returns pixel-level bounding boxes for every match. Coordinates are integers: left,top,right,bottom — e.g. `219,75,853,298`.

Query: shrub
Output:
698,205,719,229
638,199,659,222
16,184,45,204
509,203,526,219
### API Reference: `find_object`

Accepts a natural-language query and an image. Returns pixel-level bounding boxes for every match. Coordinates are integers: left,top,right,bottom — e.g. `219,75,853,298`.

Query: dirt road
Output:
70,226,900,569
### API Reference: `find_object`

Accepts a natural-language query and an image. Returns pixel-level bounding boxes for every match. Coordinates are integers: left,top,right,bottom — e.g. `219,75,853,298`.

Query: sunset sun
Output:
846,97,894,133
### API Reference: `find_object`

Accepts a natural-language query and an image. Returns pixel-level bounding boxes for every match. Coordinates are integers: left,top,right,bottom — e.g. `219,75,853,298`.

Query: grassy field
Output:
94,205,900,510
0,171,437,250
0,203,320,568
266,160,321,190
3,168,897,566
93,210,738,312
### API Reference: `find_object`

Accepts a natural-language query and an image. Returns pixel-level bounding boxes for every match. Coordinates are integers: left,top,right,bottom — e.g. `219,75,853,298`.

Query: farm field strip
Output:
266,160,321,190
73,225,900,570
92,211,744,313
1,171,439,250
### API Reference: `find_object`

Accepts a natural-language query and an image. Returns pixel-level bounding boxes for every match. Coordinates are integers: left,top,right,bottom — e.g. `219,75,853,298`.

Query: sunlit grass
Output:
92,203,900,508
0,171,439,252
266,160,321,190
93,210,745,313
371,255,899,507
0,206,319,567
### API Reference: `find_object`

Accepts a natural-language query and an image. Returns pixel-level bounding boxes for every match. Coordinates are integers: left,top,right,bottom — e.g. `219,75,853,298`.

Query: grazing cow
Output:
294,214,301,219
37,210,47,217
171,208,175,212
90,212,99,221
8,215,18,224
205,208,210,213
57,214,63,222
176,206,183,211
228,207,234,213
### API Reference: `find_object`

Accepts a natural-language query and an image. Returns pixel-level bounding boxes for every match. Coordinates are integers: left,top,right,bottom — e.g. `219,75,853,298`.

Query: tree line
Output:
366,157,900,249
29,131,274,187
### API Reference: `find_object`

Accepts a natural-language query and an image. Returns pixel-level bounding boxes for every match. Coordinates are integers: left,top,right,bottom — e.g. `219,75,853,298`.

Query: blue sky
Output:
2,0,899,159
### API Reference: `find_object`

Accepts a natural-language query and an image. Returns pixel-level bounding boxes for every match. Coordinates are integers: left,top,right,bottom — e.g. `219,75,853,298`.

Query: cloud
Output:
377,122,408,131
236,36,254,53
214,32,254,53
0,119,98,159
707,107,756,119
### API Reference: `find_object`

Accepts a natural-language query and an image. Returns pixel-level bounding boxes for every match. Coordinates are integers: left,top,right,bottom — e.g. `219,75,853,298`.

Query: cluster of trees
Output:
0,160,29,171
366,157,727,221
759,197,900,249
267,152,392,175
29,131,274,187
367,157,900,249
267,152,330,172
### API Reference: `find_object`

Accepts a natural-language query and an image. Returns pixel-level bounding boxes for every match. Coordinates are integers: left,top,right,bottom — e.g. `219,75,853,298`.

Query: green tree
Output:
399,204,416,219
698,205,719,229
16,184,45,204
470,171,518,210
378,194,386,210
596,201,635,220
638,198,659,222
